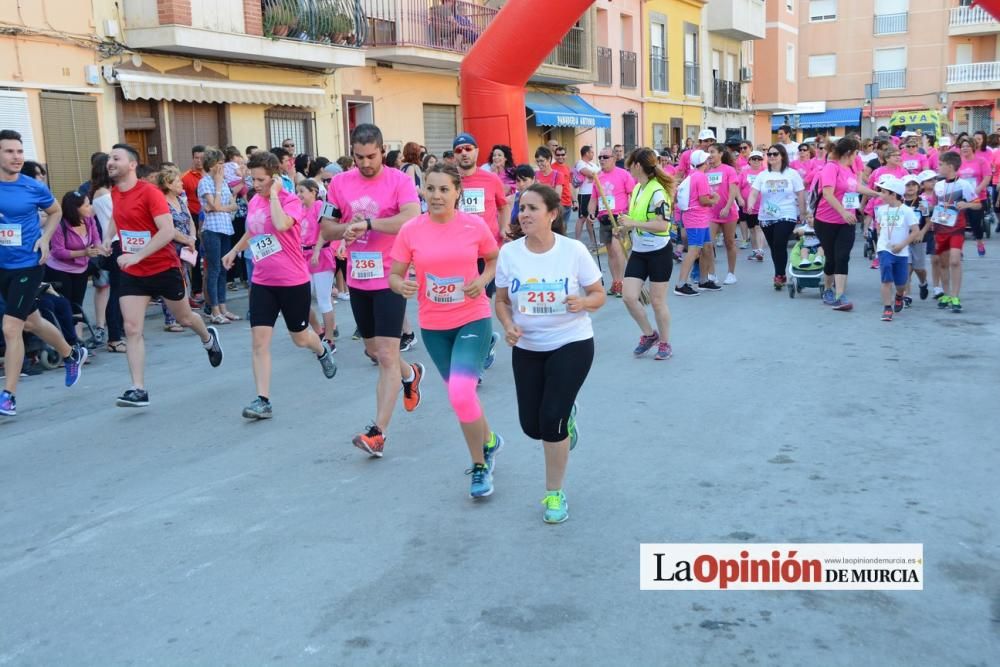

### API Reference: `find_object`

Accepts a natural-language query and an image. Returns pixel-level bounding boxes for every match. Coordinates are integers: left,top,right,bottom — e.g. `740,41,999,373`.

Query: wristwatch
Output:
365,217,372,231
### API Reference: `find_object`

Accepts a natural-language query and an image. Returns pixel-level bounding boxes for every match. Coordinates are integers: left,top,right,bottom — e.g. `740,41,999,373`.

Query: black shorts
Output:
740,212,759,228
625,243,673,283
597,215,614,244
119,267,186,301
578,194,591,218
477,257,496,299
0,265,44,321
350,287,406,340
249,282,311,332
335,256,347,279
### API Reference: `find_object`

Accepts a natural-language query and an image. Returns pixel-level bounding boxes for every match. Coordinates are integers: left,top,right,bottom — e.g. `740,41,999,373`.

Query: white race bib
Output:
519,281,567,316
841,192,860,210
121,230,151,254
351,251,384,280
425,273,464,304
932,205,958,228
903,160,919,171
459,188,486,214
597,194,616,212
0,223,21,247
707,172,723,187
249,234,282,262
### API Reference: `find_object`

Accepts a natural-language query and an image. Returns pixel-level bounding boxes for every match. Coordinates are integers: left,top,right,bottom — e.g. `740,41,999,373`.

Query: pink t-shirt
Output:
790,159,814,184
853,155,865,175
706,163,739,222
327,165,420,291
390,211,499,330
679,170,712,229
593,167,636,215
739,165,765,214
864,165,907,215
459,170,508,244
676,149,692,179
815,161,859,225
959,155,990,200
735,155,749,170
927,148,939,172
299,200,336,274
900,150,928,174
246,190,310,287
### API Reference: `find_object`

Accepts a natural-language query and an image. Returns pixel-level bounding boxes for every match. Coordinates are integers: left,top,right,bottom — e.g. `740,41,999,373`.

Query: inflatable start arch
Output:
459,0,596,163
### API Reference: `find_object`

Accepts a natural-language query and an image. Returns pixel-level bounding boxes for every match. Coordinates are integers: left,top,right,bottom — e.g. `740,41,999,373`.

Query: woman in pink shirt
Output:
900,136,928,174
790,144,815,184
738,151,766,261
45,191,106,313
223,151,337,420
958,137,990,255
296,179,338,348
706,144,741,284
389,165,501,499
815,137,862,310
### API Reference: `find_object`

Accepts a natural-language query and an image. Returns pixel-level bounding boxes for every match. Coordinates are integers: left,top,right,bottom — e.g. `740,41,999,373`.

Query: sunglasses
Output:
740,146,750,151
750,156,763,161
555,153,566,157
598,155,612,160
767,152,780,157
453,145,475,154
282,144,295,148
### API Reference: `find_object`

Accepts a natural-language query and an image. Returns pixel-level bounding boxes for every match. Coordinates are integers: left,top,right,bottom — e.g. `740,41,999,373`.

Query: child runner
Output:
705,143,740,285
494,184,606,523
900,175,930,305
916,170,943,299
673,150,720,295
862,147,907,270
933,152,979,313
873,177,921,321
389,165,502,497
296,179,338,348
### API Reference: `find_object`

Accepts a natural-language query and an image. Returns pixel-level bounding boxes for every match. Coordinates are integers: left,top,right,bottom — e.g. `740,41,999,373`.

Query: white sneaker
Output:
708,274,718,283
723,273,738,285
715,234,724,247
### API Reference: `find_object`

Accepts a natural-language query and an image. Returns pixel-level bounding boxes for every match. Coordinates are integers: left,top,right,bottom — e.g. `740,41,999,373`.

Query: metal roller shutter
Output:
39,93,101,198
423,104,458,158
0,90,39,160
169,102,223,163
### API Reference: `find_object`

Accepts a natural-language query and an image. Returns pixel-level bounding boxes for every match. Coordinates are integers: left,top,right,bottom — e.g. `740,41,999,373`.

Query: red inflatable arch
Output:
459,0,596,164
974,0,1000,20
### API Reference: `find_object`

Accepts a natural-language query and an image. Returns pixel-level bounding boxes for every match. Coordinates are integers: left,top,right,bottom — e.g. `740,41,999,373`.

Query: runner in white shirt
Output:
573,145,600,249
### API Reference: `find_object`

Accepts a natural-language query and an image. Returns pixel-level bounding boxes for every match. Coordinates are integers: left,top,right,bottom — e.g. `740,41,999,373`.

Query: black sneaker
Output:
673,283,699,297
399,331,417,352
919,283,929,300
698,280,723,291
205,326,224,367
893,295,904,313
902,296,913,309
352,328,362,341
116,388,150,408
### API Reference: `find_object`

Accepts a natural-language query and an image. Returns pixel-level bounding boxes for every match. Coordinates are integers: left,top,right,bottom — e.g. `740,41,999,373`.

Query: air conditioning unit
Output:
740,67,753,82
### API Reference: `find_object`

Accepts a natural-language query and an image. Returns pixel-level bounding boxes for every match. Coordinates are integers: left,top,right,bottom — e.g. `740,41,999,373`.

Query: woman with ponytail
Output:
617,148,676,361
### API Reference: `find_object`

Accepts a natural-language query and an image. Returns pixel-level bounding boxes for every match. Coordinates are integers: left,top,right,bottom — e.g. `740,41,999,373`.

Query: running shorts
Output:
119,267,185,301
625,244,673,283
934,232,963,254
0,265,44,321
350,287,406,340
249,282,311,332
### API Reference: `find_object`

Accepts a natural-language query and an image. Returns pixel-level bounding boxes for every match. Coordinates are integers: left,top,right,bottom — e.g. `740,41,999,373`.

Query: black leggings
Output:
761,220,796,278
512,338,594,442
44,267,88,310
965,206,984,241
814,219,856,276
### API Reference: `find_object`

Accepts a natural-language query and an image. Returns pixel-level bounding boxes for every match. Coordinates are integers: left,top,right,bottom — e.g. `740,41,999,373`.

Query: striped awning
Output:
116,71,325,108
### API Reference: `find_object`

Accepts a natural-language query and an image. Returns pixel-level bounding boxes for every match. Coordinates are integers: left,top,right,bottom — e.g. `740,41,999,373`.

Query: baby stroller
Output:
786,237,825,299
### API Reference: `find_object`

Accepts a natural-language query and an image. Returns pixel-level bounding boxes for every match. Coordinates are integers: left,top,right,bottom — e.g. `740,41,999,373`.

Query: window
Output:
786,44,796,82
423,104,457,158
808,54,837,77
874,0,907,13
650,20,667,92
623,112,638,152
265,108,314,156
874,47,906,89
0,91,38,159
809,0,837,21
170,102,223,165
652,123,667,149
684,23,700,96
786,0,794,11
39,93,100,197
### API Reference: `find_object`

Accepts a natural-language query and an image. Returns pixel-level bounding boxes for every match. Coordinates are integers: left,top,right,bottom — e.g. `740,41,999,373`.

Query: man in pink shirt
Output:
322,123,425,456
587,147,636,296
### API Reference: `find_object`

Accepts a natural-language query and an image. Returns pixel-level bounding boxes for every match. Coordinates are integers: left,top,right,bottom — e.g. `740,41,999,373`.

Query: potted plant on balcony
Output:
263,0,298,39
330,12,354,45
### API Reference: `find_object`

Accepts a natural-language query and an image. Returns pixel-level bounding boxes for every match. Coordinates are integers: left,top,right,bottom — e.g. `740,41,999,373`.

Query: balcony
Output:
597,46,612,86
684,62,700,96
874,68,906,90
650,46,668,92
947,61,1000,92
121,0,365,69
949,5,1000,37
705,0,765,41
873,12,907,35
539,20,596,84
713,79,742,110
620,50,637,88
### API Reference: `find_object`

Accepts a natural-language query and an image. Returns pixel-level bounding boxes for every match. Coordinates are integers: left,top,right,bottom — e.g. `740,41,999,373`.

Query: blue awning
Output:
771,107,862,130
525,92,611,129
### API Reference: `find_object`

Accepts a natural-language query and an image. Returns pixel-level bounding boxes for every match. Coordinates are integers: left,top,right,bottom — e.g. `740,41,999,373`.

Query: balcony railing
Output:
544,24,587,69
874,68,906,90
597,46,613,86
620,49,637,88
649,46,667,91
713,78,742,110
684,61,700,96
262,0,362,46
359,0,497,53
949,5,998,27
947,61,1000,85
873,12,907,35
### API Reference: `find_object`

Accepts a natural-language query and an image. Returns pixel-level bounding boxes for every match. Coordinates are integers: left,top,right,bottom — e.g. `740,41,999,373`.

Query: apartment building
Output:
751,0,800,140
702,0,766,142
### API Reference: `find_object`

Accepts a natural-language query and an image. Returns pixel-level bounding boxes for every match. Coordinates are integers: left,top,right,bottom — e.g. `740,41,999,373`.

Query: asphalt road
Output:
1,237,998,666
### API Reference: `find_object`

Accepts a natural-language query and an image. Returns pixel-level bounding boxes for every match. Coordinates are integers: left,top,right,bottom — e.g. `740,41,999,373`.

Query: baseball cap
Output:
690,149,710,167
698,129,716,142
900,174,920,188
916,169,939,183
878,176,906,196
453,133,477,149
323,163,343,176
749,150,764,159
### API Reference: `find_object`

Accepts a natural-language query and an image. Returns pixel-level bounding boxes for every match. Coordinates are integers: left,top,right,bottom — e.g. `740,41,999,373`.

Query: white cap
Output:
698,129,716,142
749,150,764,159
900,174,920,188
690,149,710,167
939,136,953,147
916,169,939,183
879,177,906,197
875,173,897,188
901,131,915,138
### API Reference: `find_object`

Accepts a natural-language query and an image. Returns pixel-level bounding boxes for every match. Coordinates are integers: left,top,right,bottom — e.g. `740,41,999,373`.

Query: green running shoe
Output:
542,490,568,524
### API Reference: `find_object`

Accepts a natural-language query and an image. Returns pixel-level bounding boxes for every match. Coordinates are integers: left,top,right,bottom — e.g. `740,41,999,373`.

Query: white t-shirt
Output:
875,204,919,256
751,168,805,222
782,142,800,158
574,159,600,195
92,191,113,238
495,234,603,352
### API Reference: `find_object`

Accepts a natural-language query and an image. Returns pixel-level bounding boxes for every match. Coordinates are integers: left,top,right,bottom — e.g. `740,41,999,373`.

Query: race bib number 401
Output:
121,230,151,254
351,251,384,280
519,281,567,316
425,273,464,304
459,188,486,214
249,234,282,262
0,223,22,247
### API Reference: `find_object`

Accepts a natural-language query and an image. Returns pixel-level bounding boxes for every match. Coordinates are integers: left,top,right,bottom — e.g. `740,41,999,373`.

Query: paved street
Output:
1,238,998,666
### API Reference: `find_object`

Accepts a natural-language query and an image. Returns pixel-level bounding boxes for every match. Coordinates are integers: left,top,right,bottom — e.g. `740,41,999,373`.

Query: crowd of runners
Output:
1,121,992,523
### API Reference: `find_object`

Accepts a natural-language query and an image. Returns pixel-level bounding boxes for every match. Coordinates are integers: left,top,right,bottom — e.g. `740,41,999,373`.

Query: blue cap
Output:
453,133,478,149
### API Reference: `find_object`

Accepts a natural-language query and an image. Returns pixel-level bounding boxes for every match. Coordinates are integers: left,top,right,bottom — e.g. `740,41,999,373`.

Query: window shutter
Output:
423,104,457,159
170,102,223,163
0,91,39,160
39,93,100,198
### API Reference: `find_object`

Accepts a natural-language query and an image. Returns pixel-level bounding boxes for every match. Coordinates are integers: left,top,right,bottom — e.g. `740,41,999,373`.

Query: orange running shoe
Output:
353,423,386,457
402,362,424,412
